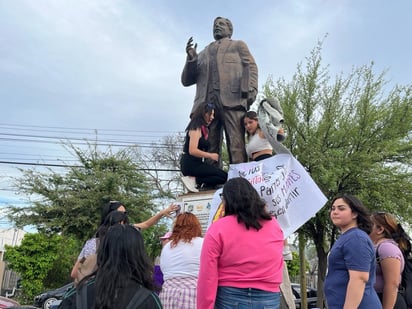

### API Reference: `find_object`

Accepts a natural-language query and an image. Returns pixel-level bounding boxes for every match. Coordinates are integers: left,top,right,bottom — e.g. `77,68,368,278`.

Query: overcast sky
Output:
1,0,411,224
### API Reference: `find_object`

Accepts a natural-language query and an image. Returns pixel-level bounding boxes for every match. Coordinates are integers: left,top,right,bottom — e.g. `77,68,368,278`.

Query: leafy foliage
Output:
5,143,176,301
4,232,78,302
143,225,169,260
8,143,156,242
286,251,302,278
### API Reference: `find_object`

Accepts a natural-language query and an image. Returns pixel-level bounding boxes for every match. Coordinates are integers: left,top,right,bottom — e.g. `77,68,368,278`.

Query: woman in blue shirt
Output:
324,194,381,309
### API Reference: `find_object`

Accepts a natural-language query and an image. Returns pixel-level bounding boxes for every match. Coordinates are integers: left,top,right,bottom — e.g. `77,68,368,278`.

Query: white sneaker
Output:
181,176,199,193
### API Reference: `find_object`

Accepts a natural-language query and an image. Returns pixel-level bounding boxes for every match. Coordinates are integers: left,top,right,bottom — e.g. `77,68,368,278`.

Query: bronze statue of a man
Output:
181,16,258,165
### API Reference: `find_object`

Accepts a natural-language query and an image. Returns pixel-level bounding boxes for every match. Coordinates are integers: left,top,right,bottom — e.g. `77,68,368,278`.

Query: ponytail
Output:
396,223,412,255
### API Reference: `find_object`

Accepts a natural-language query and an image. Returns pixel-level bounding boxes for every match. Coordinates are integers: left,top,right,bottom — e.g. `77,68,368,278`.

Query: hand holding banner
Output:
208,154,327,238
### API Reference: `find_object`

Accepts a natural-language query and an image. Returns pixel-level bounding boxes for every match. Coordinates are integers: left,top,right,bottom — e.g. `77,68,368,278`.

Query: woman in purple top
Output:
324,194,381,309
370,212,411,309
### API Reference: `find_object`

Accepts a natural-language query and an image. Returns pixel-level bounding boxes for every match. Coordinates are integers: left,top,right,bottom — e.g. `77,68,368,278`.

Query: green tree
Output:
285,251,301,278
4,232,78,303
8,143,157,242
5,143,175,301
263,41,412,306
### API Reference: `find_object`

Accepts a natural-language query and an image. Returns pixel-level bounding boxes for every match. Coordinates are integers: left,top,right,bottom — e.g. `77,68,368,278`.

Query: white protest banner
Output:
208,154,327,238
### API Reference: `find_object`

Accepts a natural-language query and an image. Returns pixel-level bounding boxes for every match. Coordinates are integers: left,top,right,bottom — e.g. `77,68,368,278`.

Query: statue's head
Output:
213,17,233,40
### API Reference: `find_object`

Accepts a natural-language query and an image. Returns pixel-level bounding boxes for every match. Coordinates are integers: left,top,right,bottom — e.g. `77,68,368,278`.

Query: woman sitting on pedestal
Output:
180,102,227,192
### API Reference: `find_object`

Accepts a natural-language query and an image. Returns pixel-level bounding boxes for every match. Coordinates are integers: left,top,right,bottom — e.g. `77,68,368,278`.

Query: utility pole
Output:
299,231,308,309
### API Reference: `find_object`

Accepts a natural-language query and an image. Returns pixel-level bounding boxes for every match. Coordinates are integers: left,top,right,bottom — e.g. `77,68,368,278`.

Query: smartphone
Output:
173,203,182,217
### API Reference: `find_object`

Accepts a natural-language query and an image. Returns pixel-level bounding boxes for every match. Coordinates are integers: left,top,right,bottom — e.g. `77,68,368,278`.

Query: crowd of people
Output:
70,201,179,284
60,177,287,309
57,15,411,309
60,193,411,309
324,195,411,309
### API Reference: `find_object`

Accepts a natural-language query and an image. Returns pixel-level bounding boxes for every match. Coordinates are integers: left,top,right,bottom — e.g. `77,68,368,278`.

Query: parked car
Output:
33,283,73,309
291,283,318,309
49,300,61,309
0,296,20,308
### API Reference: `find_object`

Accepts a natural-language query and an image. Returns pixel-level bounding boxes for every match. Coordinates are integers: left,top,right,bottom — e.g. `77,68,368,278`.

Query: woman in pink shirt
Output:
370,212,410,309
197,177,284,309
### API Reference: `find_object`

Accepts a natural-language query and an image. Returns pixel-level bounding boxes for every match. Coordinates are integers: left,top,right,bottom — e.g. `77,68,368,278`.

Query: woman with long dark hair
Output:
324,194,381,309
60,224,162,308
180,102,227,192
71,201,178,281
197,177,284,309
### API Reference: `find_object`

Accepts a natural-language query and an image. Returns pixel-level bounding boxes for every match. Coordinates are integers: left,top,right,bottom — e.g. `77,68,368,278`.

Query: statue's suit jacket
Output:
181,37,258,114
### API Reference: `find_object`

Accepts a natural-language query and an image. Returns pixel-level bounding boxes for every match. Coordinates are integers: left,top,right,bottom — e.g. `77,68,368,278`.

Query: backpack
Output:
75,254,97,285
376,243,412,308
125,288,163,309
75,280,163,309
401,252,412,308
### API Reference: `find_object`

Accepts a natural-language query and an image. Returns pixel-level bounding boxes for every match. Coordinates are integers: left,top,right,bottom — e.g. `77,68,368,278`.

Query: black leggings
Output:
180,154,227,187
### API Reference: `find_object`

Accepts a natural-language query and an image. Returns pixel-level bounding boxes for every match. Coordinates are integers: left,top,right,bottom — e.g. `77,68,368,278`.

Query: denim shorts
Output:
215,286,280,309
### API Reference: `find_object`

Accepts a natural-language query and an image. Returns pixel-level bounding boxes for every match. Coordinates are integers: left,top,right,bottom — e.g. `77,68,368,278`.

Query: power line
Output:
0,160,76,168
0,124,185,155
0,136,183,149
0,151,74,159
0,123,185,197
0,122,184,141
0,136,183,163
0,122,182,135
0,160,180,171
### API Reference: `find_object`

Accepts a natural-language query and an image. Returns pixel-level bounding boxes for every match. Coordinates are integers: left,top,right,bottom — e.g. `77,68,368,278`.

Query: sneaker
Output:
181,176,199,193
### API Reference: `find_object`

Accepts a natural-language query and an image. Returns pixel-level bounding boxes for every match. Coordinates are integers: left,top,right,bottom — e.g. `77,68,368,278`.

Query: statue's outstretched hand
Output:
186,36,198,60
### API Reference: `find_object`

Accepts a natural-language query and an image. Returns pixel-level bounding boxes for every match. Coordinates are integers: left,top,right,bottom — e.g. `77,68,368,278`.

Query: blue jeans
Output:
215,286,280,309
